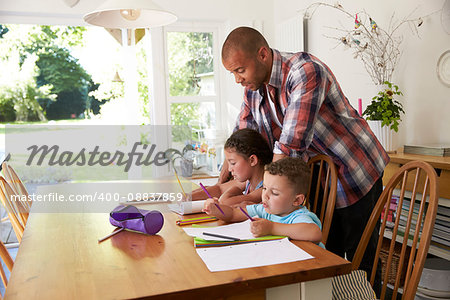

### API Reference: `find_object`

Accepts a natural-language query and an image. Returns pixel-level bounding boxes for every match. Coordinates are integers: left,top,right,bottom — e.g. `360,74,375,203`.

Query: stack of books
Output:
381,195,399,225
396,198,450,251
403,144,450,157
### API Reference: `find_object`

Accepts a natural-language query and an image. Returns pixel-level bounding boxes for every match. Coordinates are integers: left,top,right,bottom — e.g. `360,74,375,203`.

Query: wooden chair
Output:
348,160,439,299
0,177,26,243
0,240,14,299
306,154,338,245
1,162,31,212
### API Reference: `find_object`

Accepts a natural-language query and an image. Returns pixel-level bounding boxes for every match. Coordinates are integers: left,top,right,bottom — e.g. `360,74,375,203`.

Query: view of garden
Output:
0,24,214,128
0,24,218,184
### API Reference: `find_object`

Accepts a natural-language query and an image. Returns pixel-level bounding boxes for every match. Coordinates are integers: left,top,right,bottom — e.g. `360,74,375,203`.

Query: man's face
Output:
222,48,269,91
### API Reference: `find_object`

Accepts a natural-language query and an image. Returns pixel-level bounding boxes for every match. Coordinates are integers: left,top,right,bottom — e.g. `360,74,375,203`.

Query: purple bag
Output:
109,205,164,235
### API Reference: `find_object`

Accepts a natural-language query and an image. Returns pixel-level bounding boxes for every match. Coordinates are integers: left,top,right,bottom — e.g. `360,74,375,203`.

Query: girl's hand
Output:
250,218,273,237
202,197,220,216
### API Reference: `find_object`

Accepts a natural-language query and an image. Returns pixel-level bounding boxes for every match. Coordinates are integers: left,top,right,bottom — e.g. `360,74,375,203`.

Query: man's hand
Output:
250,218,273,237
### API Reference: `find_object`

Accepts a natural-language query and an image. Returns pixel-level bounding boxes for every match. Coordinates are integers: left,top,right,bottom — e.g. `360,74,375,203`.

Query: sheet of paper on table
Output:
183,219,255,241
190,178,218,187
196,238,314,272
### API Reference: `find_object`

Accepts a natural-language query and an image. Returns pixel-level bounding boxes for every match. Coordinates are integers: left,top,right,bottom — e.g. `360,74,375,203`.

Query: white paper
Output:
183,220,255,241
196,238,314,272
190,178,218,187
168,200,206,215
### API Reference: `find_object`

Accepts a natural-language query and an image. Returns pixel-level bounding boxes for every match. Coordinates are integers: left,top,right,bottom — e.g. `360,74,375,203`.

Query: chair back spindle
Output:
352,161,438,300
306,155,338,245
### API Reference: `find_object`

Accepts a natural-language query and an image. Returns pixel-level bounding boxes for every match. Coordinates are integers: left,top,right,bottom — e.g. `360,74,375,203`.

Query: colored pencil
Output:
239,206,255,222
203,232,240,241
199,182,225,216
98,227,125,243
176,216,218,226
173,166,187,198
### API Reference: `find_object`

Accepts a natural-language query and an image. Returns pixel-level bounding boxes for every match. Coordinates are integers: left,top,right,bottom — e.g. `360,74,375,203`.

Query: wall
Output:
2,0,447,145
274,0,450,146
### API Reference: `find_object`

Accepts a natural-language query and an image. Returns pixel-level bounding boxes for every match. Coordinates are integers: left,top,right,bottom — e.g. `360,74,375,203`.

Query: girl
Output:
190,128,272,206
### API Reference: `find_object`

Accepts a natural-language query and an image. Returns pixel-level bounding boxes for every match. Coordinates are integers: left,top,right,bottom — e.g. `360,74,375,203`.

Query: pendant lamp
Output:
83,0,177,29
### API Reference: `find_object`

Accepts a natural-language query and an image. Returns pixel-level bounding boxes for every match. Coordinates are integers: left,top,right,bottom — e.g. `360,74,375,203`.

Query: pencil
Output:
203,232,240,241
239,206,255,222
176,216,218,226
98,227,125,243
177,215,218,222
173,166,187,198
199,182,225,216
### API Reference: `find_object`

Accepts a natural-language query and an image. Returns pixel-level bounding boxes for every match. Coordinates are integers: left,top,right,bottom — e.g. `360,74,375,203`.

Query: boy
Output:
203,157,322,244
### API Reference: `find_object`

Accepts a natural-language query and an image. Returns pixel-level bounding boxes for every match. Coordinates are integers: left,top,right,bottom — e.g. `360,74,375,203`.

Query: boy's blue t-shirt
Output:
246,204,325,248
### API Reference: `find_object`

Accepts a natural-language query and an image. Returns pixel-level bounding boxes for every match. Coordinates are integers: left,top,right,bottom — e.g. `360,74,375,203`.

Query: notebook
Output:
168,200,206,215
183,220,285,247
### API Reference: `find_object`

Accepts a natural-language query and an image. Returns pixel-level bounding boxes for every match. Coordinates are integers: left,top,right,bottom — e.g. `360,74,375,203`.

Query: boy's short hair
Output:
265,157,311,195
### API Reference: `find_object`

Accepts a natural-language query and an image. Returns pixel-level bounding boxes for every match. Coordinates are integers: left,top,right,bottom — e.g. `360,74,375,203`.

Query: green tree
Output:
35,46,92,119
166,31,213,142
137,45,150,124
0,24,105,120
0,49,54,122
167,32,213,96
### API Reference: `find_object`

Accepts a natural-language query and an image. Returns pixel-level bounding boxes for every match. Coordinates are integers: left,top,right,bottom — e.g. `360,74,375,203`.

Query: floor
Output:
1,208,19,244
0,245,18,297
0,209,19,297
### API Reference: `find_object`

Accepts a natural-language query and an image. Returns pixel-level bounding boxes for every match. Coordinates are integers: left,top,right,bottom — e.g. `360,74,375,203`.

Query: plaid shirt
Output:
235,49,389,208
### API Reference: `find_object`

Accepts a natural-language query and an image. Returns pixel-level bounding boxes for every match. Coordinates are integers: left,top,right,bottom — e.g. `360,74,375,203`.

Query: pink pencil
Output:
358,98,362,116
239,207,255,222
199,182,225,216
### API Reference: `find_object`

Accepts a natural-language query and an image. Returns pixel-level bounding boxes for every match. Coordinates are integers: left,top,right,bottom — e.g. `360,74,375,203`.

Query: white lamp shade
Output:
83,0,177,29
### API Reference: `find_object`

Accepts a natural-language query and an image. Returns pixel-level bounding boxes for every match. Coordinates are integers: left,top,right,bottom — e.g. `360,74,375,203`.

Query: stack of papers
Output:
404,144,450,157
184,220,256,241
168,200,206,215
183,220,314,272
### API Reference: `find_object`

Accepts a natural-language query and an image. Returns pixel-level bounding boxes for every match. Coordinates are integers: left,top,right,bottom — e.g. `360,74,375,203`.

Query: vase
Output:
367,120,396,152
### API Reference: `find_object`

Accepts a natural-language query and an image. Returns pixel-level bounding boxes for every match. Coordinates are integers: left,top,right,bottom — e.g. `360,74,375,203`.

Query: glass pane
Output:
167,32,215,96
170,102,215,143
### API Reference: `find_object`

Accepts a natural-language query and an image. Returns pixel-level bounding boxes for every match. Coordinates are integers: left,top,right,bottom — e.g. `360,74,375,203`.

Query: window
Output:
164,25,221,144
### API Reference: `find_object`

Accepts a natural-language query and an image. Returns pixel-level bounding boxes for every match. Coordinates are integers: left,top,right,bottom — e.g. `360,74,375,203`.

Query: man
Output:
220,26,388,294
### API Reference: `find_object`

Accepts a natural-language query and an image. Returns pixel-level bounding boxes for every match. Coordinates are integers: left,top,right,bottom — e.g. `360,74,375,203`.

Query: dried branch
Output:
303,2,427,85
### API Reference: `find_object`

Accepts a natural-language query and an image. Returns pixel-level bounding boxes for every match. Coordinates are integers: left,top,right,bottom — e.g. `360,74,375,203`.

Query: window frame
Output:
162,22,222,131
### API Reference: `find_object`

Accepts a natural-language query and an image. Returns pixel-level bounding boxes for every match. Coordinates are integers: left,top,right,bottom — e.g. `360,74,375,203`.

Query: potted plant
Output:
163,145,195,177
363,81,404,132
363,81,404,152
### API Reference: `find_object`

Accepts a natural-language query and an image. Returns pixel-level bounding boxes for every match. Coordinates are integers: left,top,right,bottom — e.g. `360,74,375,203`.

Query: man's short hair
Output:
265,157,311,195
222,26,269,61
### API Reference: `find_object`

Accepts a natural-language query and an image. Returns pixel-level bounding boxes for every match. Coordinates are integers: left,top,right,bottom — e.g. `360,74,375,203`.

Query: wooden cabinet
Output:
382,150,450,260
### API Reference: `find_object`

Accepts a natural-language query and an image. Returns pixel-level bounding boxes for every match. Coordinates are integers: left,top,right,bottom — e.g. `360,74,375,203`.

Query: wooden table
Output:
5,182,351,300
